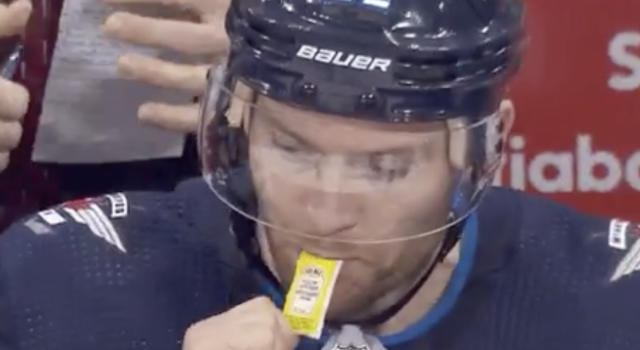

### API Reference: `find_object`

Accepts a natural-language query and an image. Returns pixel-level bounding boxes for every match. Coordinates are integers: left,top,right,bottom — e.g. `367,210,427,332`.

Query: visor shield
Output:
199,67,504,245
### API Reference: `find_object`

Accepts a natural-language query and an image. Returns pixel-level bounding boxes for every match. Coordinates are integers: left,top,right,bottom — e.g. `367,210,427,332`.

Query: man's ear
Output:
493,99,515,157
226,81,253,129
498,99,516,137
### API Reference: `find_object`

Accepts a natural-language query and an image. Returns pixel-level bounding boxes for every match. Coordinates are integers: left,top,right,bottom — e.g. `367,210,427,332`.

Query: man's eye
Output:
275,141,301,153
272,134,303,153
368,153,411,181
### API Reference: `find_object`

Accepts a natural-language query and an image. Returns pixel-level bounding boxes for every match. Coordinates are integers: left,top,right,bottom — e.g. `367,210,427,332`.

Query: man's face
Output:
247,97,455,322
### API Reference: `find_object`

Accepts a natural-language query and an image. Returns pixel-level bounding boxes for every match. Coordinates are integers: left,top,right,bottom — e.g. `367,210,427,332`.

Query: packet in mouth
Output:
283,251,342,339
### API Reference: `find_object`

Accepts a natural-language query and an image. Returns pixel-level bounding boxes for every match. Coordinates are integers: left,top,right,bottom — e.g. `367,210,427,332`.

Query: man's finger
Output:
103,12,228,55
0,152,9,172
0,121,22,149
0,0,32,38
138,102,199,133
118,53,208,93
274,308,299,350
0,78,29,121
102,0,200,13
102,0,228,16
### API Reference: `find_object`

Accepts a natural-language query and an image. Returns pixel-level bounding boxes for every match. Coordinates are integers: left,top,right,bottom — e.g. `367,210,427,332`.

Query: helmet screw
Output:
300,82,317,97
359,93,377,108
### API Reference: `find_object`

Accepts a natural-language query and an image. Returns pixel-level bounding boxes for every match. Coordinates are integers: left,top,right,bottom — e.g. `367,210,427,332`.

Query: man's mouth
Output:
296,247,355,261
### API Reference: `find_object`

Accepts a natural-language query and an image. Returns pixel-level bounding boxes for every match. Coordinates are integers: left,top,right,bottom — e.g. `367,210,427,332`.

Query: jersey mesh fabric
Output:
0,181,639,350
0,180,257,350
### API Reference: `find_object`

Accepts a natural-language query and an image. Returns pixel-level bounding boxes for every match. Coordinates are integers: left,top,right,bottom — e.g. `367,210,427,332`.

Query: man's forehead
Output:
256,96,448,133
252,96,450,153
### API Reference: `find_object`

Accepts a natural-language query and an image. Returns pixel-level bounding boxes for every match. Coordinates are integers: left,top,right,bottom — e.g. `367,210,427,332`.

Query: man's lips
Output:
295,247,359,261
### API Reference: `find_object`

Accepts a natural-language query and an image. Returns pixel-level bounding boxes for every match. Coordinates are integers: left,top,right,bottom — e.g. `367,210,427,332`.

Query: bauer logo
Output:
296,44,392,72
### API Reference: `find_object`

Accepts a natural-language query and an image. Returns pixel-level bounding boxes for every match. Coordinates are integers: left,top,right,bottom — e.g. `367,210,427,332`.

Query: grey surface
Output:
33,0,187,163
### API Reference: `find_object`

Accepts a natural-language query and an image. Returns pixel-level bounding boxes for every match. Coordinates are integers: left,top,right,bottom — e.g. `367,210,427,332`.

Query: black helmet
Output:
224,0,524,122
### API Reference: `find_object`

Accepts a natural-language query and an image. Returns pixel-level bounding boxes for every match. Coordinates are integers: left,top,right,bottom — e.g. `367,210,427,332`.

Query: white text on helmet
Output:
296,45,392,72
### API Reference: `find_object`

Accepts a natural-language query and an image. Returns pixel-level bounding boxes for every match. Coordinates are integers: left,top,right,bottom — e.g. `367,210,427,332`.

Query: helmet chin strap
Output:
254,222,282,282
335,220,462,328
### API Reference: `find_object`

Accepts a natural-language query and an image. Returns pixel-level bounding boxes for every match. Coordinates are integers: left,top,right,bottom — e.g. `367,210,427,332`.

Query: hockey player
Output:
1,0,639,349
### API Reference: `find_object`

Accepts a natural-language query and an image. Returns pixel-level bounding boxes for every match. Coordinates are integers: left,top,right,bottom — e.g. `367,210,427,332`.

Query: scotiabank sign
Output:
495,134,640,192
503,1,640,221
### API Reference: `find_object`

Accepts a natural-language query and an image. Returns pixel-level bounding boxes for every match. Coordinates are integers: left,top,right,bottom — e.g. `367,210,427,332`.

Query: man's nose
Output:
301,190,361,238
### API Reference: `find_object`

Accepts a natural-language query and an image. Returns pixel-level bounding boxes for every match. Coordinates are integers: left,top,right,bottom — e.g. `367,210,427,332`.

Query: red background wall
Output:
501,1,640,221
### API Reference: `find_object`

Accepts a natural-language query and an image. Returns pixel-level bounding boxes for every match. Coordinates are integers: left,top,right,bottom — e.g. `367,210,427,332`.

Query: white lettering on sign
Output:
493,134,640,193
608,31,640,91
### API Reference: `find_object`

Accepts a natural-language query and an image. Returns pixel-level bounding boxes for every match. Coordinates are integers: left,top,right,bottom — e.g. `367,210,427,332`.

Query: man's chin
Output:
325,308,370,325
324,278,418,326
324,293,387,325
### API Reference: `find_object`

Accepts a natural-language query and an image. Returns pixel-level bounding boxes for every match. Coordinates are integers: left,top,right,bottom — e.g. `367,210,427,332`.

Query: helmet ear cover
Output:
203,80,255,172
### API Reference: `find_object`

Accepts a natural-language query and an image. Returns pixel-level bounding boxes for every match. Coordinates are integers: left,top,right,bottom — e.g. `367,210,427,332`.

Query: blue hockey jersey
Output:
0,178,639,350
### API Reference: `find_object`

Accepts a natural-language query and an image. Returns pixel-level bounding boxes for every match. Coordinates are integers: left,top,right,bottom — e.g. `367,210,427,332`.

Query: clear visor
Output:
199,67,504,245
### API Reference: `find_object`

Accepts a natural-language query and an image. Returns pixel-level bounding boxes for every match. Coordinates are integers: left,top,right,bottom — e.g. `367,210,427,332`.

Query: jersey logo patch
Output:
609,219,631,250
609,219,640,282
24,216,53,235
67,203,127,253
26,195,128,253
106,193,128,218
322,325,386,350
37,209,66,226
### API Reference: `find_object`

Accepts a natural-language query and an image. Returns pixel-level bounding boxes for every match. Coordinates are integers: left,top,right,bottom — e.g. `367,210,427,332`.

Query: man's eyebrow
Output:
368,147,417,157
260,112,315,148
349,148,418,164
258,109,434,154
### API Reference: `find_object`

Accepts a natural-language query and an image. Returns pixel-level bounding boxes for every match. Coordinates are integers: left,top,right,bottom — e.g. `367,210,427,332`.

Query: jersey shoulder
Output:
1,177,236,263
0,178,254,349
469,188,640,347
480,186,640,283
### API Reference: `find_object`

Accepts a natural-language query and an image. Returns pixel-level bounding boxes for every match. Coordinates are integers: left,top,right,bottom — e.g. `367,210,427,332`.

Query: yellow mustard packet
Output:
283,251,342,339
